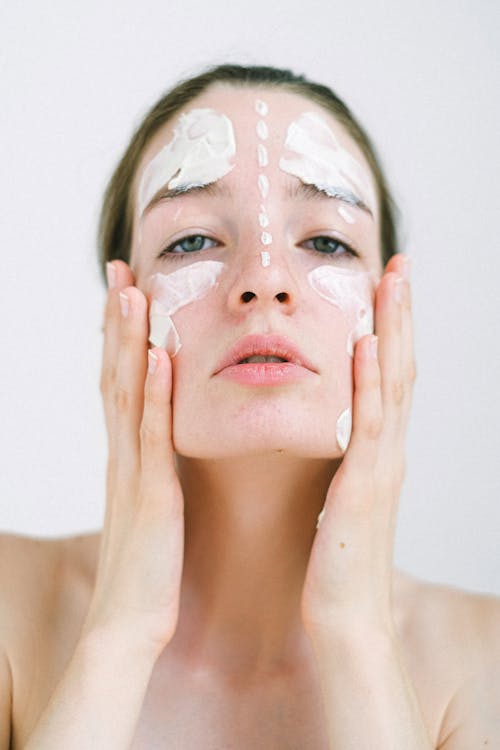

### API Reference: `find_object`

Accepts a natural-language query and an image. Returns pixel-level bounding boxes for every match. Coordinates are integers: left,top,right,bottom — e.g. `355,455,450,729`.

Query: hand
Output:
81,261,184,658
300,253,415,638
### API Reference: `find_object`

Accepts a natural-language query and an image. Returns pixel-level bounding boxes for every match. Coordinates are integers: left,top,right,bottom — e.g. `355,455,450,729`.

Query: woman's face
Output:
130,84,384,459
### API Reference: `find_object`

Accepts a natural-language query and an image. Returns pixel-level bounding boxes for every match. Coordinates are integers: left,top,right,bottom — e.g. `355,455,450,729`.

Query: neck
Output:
171,452,339,680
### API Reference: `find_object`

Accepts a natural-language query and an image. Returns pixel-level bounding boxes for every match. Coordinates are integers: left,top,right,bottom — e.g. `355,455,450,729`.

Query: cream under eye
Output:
157,234,218,259
302,236,359,258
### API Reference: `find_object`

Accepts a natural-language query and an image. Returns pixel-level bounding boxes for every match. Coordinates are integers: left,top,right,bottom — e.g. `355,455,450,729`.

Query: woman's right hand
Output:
81,260,184,658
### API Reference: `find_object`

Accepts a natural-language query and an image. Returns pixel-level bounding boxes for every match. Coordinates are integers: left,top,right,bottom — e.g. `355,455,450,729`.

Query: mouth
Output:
213,334,317,376
238,355,289,364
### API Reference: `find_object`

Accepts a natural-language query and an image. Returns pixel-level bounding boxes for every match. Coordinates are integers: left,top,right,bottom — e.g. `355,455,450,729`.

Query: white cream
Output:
137,109,236,218
337,205,355,224
255,99,268,116
258,174,269,199
316,504,326,530
254,100,272,261
258,211,269,228
148,260,224,356
256,120,269,140
257,143,269,167
308,265,375,358
279,111,376,214
336,407,352,452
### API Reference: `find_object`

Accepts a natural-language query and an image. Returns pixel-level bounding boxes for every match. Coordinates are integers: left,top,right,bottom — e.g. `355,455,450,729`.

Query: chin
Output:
172,412,343,460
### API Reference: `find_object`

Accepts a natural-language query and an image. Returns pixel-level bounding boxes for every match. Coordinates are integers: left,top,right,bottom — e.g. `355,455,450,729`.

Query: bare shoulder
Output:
393,569,500,746
0,530,100,656
394,568,500,655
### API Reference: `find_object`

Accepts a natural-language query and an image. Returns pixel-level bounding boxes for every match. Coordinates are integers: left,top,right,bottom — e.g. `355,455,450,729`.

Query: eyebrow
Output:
142,181,231,216
285,181,373,218
142,178,373,218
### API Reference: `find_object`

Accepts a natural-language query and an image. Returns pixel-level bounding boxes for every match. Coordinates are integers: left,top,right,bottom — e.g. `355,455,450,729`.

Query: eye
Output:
158,234,218,258
302,235,359,258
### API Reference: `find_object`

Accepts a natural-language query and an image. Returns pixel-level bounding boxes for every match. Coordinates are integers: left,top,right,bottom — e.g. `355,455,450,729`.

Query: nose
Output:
225,246,300,315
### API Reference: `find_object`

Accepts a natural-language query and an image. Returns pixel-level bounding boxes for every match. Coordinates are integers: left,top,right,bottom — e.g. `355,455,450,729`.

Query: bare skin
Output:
2,531,499,749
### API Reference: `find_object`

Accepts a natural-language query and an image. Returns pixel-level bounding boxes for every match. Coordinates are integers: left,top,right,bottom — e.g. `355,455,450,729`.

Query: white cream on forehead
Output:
137,109,236,218
279,111,376,214
308,265,376,358
148,261,224,356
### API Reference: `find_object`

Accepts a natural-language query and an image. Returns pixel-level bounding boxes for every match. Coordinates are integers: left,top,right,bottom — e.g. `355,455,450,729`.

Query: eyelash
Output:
157,234,359,261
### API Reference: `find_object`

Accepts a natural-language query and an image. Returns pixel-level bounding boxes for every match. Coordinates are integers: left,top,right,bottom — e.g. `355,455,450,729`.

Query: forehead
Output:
134,84,375,194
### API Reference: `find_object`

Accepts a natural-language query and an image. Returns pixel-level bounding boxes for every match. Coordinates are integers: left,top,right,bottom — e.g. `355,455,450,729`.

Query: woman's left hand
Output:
300,252,415,638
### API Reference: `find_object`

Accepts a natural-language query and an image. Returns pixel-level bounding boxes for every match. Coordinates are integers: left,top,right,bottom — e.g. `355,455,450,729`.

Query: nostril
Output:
241,291,255,303
276,292,289,303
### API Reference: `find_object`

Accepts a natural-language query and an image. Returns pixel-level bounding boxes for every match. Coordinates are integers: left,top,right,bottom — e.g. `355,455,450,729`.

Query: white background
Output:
1,1,498,595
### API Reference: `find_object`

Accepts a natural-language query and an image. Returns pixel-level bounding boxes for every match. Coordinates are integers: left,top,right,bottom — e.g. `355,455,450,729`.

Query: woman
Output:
1,64,499,749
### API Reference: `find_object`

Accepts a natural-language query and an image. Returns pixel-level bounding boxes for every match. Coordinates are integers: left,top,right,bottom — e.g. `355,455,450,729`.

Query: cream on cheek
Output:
148,261,224,355
308,265,376,453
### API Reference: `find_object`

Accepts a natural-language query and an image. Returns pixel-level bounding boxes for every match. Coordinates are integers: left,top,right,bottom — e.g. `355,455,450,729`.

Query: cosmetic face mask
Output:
141,102,377,443
137,108,236,219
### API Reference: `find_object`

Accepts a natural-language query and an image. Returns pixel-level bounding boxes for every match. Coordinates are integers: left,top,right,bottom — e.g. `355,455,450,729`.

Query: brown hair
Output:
97,63,400,286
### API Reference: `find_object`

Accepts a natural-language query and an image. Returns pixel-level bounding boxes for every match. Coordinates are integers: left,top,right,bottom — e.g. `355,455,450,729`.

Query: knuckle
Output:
100,366,116,395
364,415,383,440
406,360,417,385
115,385,131,413
140,420,161,449
120,326,136,349
391,380,405,405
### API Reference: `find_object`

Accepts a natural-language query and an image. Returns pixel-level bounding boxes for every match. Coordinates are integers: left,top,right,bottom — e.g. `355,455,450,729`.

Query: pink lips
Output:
213,334,317,386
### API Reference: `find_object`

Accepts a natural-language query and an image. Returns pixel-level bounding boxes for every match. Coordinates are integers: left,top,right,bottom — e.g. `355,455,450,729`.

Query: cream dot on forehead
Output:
256,120,269,140
255,99,269,116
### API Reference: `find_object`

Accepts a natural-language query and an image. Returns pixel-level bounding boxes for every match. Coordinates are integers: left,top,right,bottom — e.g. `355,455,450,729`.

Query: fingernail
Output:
106,262,116,289
369,335,378,360
119,291,129,318
401,255,411,282
148,350,158,375
394,276,403,304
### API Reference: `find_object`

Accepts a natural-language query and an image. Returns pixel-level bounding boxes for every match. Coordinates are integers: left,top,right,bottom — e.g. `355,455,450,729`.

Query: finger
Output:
341,334,382,478
399,276,417,431
140,347,179,510
100,260,137,438
374,269,403,435
384,253,416,433
113,285,149,488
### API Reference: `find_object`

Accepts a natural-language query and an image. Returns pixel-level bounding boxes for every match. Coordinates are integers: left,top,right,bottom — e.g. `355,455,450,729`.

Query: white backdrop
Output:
1,0,499,596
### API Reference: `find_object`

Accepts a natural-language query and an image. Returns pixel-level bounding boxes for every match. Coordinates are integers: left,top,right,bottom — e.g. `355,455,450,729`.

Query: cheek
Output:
308,265,375,452
308,265,375,358
147,260,225,356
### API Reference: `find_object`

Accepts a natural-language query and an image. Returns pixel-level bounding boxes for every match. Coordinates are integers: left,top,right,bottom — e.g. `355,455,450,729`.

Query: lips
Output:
213,334,317,375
